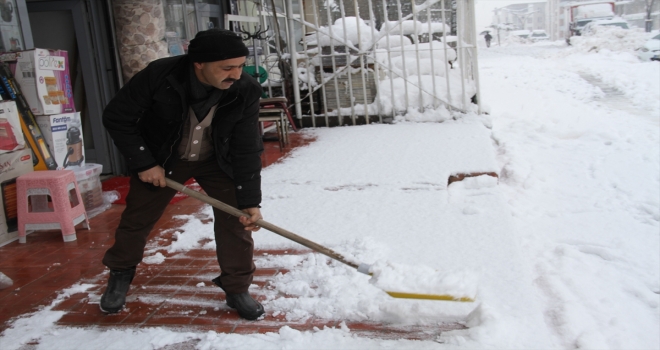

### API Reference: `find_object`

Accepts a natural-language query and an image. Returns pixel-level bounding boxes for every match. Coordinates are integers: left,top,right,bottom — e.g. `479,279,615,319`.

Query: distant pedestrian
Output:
484,32,493,48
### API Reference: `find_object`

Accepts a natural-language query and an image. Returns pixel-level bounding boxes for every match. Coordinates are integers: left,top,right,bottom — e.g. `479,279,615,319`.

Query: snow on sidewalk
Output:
5,39,658,349
138,121,554,346
1,120,552,349
251,122,556,346
480,43,660,348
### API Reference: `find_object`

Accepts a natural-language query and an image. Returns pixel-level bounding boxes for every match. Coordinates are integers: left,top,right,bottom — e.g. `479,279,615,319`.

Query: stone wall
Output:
111,0,169,82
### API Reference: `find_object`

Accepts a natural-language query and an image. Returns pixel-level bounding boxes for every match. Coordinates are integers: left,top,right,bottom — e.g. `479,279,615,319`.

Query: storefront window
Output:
0,0,25,52
196,0,222,31
164,0,197,54
164,0,224,55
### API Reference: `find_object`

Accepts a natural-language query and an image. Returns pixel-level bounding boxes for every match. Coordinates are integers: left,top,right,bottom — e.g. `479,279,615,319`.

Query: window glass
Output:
0,0,25,52
164,0,224,54
164,0,198,53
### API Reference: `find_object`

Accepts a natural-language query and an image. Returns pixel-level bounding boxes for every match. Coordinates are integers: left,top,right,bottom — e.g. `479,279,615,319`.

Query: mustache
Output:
223,78,237,83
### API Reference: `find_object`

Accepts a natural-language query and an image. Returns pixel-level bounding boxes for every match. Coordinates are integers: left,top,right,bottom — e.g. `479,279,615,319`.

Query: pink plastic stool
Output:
16,170,90,243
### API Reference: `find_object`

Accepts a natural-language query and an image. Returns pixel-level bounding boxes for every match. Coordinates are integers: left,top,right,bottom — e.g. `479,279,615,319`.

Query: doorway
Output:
26,0,122,174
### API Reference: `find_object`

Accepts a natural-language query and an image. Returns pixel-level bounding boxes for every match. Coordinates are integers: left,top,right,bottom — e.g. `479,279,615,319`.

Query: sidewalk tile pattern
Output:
0,133,465,342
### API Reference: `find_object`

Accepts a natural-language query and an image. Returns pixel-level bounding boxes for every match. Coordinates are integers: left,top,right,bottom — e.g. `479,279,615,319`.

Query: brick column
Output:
111,0,169,82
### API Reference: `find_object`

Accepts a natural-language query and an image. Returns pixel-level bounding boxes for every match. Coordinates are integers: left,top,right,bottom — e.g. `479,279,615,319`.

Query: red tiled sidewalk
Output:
0,132,465,341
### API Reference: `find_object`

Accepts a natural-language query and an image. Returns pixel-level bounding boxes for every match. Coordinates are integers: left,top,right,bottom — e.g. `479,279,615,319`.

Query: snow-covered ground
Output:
2,38,659,350
482,40,660,349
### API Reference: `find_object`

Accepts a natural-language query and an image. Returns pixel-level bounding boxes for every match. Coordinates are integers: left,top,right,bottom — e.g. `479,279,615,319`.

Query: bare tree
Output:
646,0,656,32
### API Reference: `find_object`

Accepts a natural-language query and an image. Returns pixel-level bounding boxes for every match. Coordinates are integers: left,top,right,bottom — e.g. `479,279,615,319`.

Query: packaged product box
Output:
0,100,25,154
0,62,58,170
13,49,75,116
71,163,104,215
0,149,33,247
36,112,84,170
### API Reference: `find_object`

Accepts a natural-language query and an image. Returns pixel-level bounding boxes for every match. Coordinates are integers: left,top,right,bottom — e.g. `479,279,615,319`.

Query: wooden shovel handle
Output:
165,178,360,270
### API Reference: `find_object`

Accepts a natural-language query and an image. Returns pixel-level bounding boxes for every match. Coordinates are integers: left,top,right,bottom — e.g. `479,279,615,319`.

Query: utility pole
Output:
493,7,501,46
547,0,555,40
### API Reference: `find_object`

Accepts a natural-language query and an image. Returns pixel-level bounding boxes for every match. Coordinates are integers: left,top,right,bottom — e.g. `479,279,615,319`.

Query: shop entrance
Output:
26,0,122,174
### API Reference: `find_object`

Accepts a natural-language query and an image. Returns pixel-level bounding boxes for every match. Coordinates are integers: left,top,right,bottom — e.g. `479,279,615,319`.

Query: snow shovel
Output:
166,178,475,302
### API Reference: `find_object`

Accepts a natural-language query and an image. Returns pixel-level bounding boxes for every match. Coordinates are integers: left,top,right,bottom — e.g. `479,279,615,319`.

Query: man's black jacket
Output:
102,55,264,208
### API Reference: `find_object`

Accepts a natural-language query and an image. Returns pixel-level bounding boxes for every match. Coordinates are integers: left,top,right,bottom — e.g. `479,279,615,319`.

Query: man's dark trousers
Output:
102,157,255,293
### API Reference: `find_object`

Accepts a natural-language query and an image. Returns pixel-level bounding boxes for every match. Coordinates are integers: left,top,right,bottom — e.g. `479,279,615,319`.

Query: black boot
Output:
100,267,135,314
212,276,264,320
226,292,265,320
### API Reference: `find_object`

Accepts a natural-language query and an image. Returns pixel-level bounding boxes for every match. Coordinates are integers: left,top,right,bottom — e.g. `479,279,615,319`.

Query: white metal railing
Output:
230,0,481,127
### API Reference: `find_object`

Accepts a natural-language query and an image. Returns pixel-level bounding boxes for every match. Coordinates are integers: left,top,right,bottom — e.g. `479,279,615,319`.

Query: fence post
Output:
285,0,302,121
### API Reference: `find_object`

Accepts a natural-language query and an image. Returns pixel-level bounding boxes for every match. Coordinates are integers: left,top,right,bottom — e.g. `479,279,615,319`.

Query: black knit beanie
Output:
188,29,250,63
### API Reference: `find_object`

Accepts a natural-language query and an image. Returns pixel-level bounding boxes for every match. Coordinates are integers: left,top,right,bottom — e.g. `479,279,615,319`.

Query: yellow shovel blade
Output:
385,291,475,302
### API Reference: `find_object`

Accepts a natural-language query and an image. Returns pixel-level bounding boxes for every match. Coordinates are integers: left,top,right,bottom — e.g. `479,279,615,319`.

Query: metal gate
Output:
227,0,481,127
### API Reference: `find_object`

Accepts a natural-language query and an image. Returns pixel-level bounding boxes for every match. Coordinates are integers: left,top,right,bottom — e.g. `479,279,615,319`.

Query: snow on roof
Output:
573,3,614,18
591,18,629,25
303,16,375,48
304,18,449,49
381,20,449,35
560,0,615,8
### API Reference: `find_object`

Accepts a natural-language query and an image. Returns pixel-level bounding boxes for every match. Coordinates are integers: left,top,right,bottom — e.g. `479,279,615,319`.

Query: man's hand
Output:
138,166,166,187
239,207,263,232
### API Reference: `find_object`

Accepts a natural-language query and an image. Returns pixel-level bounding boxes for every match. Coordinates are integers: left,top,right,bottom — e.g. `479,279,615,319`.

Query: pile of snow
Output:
370,38,470,114
375,34,412,49
377,39,458,62
381,20,426,36
376,74,477,113
380,20,448,36
368,260,479,300
303,16,474,114
569,26,648,53
304,16,375,49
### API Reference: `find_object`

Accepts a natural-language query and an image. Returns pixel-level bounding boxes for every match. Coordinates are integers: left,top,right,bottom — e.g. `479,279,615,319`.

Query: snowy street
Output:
254,41,659,348
1,40,659,349
481,42,660,348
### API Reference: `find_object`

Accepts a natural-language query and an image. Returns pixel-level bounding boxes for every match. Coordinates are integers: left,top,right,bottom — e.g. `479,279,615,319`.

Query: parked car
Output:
510,30,531,40
581,18,630,35
530,30,549,42
637,33,660,61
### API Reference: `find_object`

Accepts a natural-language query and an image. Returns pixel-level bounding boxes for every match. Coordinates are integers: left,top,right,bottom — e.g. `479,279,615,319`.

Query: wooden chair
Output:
258,109,287,151
259,97,298,132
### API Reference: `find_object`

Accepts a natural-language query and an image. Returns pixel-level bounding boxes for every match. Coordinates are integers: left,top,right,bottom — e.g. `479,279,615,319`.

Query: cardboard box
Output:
0,62,58,170
14,49,75,116
36,112,84,170
72,163,103,213
0,149,34,247
0,100,25,154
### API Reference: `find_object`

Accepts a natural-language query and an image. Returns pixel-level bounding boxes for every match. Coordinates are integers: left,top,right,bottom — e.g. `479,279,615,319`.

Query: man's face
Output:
193,56,246,90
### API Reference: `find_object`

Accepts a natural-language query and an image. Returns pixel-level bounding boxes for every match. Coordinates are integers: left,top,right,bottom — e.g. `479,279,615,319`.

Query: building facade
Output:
616,0,660,30
3,0,228,175
4,0,480,175
492,2,548,31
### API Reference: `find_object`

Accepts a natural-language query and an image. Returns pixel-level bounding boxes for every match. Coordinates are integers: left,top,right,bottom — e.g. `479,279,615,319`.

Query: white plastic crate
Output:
72,163,103,213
